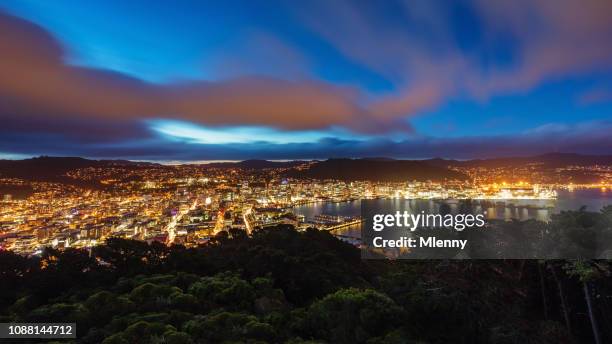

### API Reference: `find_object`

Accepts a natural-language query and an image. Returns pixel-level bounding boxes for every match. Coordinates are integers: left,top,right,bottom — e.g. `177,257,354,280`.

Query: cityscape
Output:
2,156,610,255
1,1,612,343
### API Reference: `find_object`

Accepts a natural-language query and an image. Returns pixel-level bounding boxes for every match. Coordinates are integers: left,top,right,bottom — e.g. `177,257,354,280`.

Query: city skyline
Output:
1,1,612,161
2,3,612,343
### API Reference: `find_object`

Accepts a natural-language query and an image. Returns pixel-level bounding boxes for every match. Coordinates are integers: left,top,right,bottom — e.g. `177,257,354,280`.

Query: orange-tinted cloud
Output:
0,11,415,134
2,0,612,140
297,0,612,103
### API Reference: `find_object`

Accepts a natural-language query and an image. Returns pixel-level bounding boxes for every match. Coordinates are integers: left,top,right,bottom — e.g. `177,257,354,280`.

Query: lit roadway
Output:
166,199,197,244
213,209,225,234
243,206,253,234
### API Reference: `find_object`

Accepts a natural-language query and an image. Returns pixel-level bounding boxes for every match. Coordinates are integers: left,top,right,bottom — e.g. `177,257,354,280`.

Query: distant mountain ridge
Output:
203,159,307,169
425,153,612,168
1,153,611,183
0,156,160,181
287,158,467,182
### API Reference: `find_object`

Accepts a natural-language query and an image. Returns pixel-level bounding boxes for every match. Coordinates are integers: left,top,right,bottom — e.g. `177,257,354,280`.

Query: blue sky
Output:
1,0,611,160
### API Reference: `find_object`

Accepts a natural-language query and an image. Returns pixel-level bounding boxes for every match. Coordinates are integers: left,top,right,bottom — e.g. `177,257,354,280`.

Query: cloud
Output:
464,0,612,97
2,3,612,161
577,88,612,105
206,32,312,80
0,11,414,135
296,0,612,102
3,2,612,139
2,119,611,161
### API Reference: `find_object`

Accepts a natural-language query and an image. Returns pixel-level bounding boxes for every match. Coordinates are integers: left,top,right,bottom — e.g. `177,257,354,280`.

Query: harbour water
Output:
291,188,612,238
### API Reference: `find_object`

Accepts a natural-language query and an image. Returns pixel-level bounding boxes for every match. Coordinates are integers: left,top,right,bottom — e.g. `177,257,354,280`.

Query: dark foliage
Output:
1,216,611,343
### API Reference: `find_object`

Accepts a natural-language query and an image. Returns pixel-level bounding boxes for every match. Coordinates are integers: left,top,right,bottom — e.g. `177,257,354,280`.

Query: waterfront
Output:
2,157,611,255
292,188,612,239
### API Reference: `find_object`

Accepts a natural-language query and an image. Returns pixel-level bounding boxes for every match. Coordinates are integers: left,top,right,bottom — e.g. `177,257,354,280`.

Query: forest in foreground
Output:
1,208,612,343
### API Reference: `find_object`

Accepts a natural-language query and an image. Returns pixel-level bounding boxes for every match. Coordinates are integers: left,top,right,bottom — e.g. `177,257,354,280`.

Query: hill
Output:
3,153,610,183
203,159,307,169
0,156,160,183
426,153,612,168
287,158,467,182
0,223,600,343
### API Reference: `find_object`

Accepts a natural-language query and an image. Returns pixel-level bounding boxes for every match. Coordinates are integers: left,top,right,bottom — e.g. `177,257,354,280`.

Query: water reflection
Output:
292,189,612,239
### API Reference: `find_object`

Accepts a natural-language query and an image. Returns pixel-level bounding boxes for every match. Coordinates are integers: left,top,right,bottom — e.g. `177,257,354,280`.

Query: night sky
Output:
1,0,612,161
